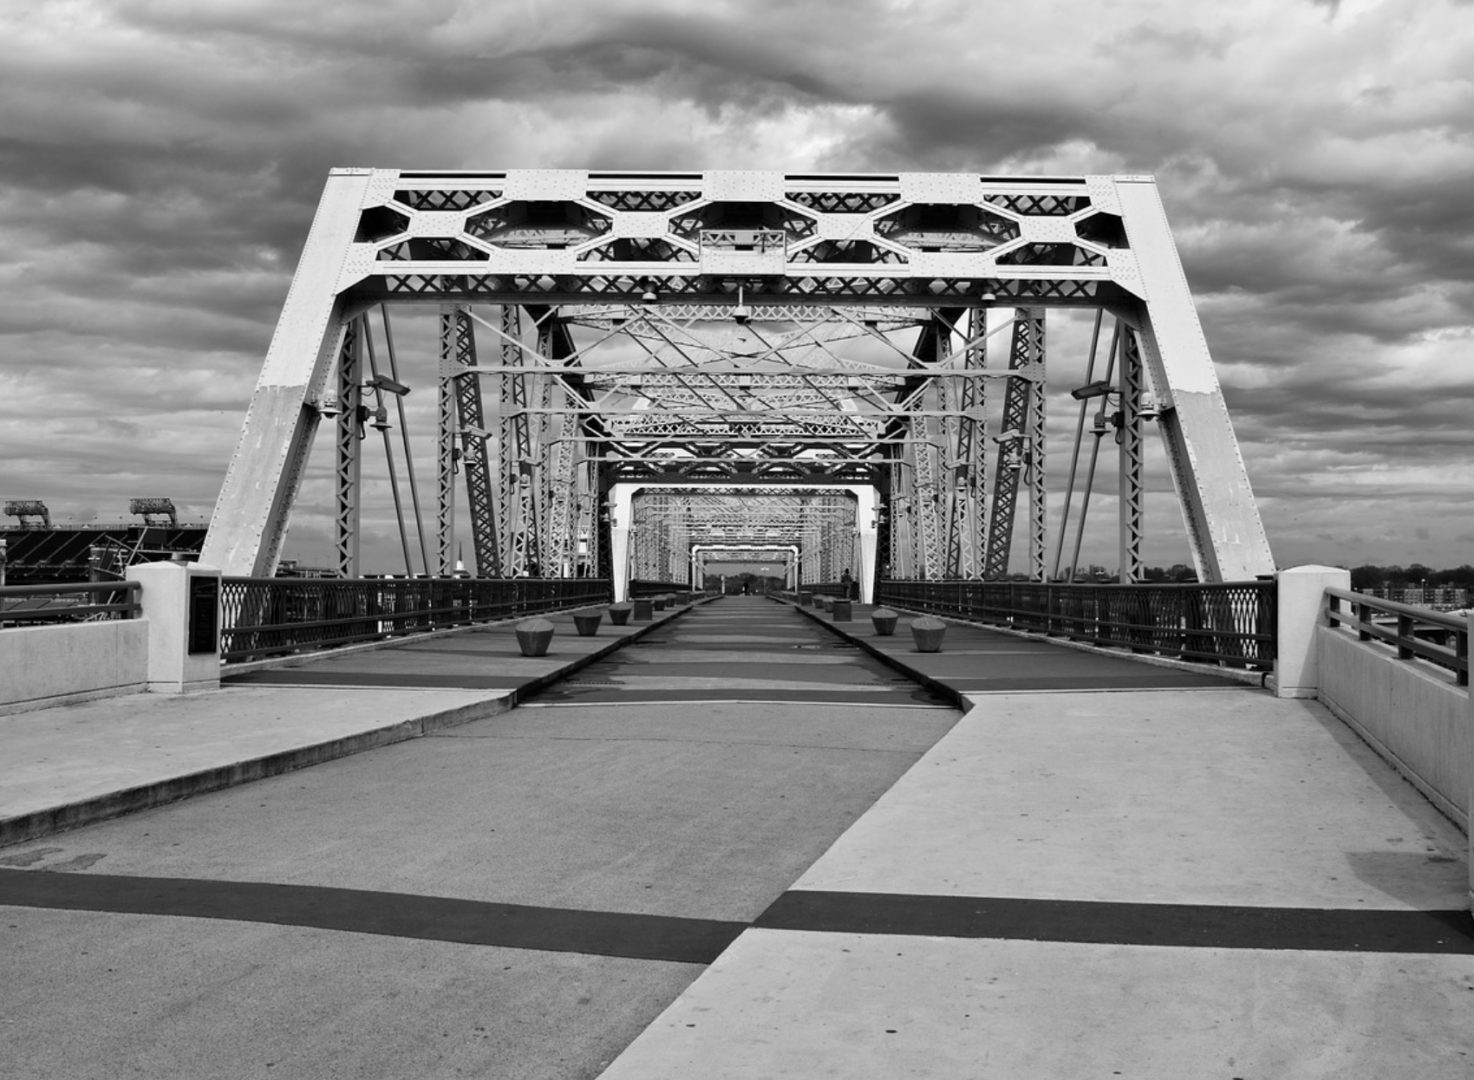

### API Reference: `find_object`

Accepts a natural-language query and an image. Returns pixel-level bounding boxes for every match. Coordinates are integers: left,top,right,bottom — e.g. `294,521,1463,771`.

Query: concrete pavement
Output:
2,594,1471,1077
0,599,701,847
1,596,962,1079
597,597,1474,1078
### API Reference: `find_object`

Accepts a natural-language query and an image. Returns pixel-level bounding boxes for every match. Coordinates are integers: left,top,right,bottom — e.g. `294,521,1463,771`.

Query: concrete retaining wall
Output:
1315,624,1470,831
0,620,150,715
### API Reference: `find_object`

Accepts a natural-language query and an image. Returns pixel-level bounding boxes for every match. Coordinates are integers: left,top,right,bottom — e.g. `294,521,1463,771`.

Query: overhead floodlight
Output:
129,497,177,526
1070,379,1115,401
991,430,1024,444
369,374,411,396
4,499,50,526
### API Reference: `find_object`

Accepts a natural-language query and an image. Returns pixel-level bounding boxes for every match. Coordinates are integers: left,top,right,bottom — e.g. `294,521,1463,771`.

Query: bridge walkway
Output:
0,596,1470,1077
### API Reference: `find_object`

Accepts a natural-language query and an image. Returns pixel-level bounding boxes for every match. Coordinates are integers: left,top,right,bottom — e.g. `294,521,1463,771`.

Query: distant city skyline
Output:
3,2,1472,573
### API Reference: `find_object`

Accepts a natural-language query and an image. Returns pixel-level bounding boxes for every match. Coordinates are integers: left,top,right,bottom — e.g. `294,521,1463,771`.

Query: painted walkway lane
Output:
3,595,1470,1077
0,597,961,1079
598,599,1474,1079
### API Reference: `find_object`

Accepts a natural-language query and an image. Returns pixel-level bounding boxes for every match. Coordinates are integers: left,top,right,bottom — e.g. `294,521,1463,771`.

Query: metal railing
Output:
876,579,1276,669
0,581,142,624
804,582,853,598
219,577,612,663
628,579,686,598
1325,586,1468,687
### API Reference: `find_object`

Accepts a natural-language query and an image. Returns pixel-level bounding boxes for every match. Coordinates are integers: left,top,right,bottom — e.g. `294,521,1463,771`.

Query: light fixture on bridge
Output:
733,283,751,324
368,374,411,396
315,395,342,418
638,278,659,304
1070,379,1115,401
980,291,997,303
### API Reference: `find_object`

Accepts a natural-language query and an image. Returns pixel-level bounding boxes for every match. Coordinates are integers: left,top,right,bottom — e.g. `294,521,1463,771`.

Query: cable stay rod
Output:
1067,319,1120,580
379,305,431,577
1051,307,1104,580
361,314,414,577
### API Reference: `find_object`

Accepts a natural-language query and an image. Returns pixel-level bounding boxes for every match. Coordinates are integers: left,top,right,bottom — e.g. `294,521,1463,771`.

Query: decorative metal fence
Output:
0,581,142,624
219,577,612,663
1325,586,1468,687
876,579,1276,669
627,579,686,598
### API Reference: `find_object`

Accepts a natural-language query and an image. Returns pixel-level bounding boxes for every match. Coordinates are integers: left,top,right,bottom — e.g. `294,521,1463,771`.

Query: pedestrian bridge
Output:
1,167,1470,1075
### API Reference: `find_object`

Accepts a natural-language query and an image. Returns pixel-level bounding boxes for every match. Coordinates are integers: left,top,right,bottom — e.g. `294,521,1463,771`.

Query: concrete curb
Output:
0,599,712,848
777,595,1263,707
781,600,971,712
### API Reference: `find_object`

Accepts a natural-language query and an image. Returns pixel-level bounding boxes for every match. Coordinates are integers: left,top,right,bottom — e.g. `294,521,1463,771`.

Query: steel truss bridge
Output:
201,170,1274,599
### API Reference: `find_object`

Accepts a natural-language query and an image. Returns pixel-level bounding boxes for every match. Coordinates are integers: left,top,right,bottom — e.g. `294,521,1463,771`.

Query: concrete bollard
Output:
831,599,852,621
573,610,603,637
909,615,947,653
652,595,667,611
633,598,654,621
871,607,899,636
1274,565,1351,698
127,561,221,694
608,602,632,626
515,617,555,657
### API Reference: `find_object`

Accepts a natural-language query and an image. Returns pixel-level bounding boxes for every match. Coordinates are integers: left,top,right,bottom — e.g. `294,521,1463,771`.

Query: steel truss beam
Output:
206,170,1272,585
942,307,987,577
983,309,1046,579
1118,326,1146,583
439,306,499,576
334,317,363,577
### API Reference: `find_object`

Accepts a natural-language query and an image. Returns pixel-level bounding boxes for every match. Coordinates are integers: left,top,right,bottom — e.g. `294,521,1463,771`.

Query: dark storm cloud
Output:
3,0,1472,565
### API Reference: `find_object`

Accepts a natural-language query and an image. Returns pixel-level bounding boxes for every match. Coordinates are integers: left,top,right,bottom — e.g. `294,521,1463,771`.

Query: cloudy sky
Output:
2,0,1472,573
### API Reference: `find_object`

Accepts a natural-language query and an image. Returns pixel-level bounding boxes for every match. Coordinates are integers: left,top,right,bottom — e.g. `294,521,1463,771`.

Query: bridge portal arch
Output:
201,170,1273,585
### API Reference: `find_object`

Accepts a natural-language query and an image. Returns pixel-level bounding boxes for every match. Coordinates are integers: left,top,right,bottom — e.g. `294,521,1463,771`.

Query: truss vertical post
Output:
1027,322,1048,583
888,462,914,580
334,317,362,578
1111,177,1274,581
983,308,1046,579
1118,326,1146,583
496,305,541,577
535,311,580,577
944,307,987,578
202,169,371,577
436,329,457,577
441,306,499,577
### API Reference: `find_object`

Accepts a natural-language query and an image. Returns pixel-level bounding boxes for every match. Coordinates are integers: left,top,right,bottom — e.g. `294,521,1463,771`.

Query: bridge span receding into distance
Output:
1,168,1470,1076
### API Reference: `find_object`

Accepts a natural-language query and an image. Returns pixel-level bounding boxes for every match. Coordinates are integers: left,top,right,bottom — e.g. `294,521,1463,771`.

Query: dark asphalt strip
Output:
754,890,1474,954
0,869,743,964
224,670,518,689
6,870,1472,959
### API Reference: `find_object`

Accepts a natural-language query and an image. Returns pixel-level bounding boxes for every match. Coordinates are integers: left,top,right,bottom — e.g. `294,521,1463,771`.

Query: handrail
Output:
0,580,142,624
875,578,1276,669
1325,586,1468,687
218,576,613,663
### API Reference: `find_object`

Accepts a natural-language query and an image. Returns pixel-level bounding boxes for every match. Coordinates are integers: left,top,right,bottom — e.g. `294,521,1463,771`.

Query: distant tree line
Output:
1346,564,1474,592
